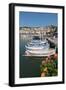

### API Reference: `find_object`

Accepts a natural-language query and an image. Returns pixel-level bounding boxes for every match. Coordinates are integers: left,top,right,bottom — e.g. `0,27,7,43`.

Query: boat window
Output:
33,36,40,40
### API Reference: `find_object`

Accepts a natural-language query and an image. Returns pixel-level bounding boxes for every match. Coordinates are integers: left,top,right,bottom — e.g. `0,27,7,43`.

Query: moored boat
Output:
25,36,55,56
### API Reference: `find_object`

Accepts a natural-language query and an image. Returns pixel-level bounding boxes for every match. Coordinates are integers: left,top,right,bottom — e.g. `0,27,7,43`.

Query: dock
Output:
46,37,58,46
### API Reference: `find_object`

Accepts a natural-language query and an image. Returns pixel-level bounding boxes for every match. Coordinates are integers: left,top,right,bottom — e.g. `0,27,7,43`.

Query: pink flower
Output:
41,72,45,77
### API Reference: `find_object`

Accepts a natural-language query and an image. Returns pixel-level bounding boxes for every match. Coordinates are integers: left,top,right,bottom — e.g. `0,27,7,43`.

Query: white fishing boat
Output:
25,36,55,56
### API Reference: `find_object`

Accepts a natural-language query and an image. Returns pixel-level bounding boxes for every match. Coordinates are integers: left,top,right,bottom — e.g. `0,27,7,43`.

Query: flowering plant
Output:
40,54,58,77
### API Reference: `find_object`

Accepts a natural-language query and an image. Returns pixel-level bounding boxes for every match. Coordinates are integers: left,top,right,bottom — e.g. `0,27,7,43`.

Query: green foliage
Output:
40,59,58,77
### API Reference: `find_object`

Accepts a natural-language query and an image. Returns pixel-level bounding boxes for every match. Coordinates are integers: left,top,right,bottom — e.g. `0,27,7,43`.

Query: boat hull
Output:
25,49,55,56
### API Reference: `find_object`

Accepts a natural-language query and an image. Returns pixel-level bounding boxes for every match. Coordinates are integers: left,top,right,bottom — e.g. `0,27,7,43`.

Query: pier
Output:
46,37,57,45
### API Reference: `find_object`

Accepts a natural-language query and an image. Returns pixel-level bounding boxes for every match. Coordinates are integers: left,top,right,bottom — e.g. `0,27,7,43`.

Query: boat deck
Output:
23,48,55,57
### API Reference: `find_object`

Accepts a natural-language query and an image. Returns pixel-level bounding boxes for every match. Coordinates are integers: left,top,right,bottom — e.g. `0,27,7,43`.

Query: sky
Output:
19,12,58,27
